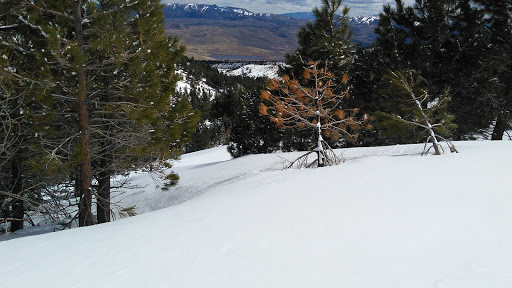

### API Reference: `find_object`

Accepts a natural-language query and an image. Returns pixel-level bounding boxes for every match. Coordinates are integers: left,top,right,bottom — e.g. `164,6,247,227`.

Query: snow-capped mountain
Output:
164,4,379,60
349,15,379,25
166,3,379,27
164,3,295,25
284,12,379,25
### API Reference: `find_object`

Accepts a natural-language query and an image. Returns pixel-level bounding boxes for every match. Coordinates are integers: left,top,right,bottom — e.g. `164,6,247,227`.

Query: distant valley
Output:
163,4,378,60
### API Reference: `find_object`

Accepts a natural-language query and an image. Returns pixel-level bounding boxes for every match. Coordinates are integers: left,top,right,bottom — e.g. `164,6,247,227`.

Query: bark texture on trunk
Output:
10,157,24,232
492,80,511,140
97,158,111,224
74,0,93,227
491,113,508,140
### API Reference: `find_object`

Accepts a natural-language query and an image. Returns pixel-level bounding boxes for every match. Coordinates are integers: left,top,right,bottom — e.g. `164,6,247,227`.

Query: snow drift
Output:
0,141,511,288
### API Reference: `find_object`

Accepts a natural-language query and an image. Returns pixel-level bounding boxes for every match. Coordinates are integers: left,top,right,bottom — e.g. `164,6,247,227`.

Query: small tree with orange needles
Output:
260,61,371,168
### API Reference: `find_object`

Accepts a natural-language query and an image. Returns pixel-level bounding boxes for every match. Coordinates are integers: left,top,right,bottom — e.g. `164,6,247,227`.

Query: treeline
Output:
177,57,324,157
351,0,511,143
1,1,198,232
176,57,282,155
1,0,511,234
225,0,511,157
180,0,511,161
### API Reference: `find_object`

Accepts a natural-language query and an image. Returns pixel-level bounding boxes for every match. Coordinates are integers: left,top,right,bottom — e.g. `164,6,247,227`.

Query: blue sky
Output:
161,0,416,16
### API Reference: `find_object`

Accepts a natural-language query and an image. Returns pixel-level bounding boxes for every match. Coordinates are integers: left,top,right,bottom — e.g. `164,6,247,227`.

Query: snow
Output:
184,4,197,11
233,8,254,16
175,69,217,99
349,16,379,25
1,141,512,288
224,63,282,79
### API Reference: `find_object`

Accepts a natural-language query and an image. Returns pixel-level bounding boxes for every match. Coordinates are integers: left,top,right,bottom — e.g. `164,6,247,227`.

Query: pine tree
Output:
2,0,196,228
228,84,282,158
280,0,356,151
473,0,512,140
348,43,396,146
261,62,370,168
83,0,195,223
284,0,354,81
1,2,55,231
372,0,492,139
375,70,458,155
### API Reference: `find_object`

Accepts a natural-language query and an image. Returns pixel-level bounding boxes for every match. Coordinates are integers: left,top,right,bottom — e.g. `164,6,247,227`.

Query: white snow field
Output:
1,141,511,288
175,69,218,99
226,64,280,78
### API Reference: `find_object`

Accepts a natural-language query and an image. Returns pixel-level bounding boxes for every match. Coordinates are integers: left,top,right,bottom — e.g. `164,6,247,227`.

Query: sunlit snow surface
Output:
225,64,280,79
1,141,512,288
175,69,217,99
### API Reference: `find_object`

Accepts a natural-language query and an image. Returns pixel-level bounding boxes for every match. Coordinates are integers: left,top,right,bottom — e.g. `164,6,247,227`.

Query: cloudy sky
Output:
161,0,416,16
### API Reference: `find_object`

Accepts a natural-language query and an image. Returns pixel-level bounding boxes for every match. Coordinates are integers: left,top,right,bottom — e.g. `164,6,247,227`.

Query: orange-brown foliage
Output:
259,103,268,116
259,61,370,144
268,78,279,90
261,90,271,100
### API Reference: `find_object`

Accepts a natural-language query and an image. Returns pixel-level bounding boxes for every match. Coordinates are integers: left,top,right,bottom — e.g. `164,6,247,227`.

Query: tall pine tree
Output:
1,0,196,228
371,0,492,139
474,0,512,139
1,1,55,231
284,0,354,81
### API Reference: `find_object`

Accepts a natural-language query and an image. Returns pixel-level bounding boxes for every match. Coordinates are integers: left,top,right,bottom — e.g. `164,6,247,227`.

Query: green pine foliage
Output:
284,0,354,80
370,0,496,139
472,0,512,139
1,1,58,231
175,57,282,157
278,0,359,150
1,0,197,228
375,70,456,144
228,85,282,158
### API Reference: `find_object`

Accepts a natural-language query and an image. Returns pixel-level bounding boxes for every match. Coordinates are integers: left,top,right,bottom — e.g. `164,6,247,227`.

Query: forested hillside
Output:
1,0,510,239
229,0,512,158
1,0,197,232
163,3,379,60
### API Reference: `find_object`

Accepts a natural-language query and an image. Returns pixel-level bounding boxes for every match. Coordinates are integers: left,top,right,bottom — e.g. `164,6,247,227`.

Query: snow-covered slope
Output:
175,69,218,99
165,3,281,21
1,141,511,288
225,63,281,79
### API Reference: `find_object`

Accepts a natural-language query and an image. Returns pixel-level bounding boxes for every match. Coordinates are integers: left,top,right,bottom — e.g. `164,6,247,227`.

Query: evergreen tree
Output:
348,44,395,146
371,0,492,139
84,1,195,223
473,0,512,139
284,0,354,80
228,84,282,158
375,70,458,155
1,2,55,231
1,0,195,228
261,62,370,168
280,0,356,151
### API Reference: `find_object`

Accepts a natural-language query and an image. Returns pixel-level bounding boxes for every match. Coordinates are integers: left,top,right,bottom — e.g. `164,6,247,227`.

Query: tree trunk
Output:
10,157,24,232
74,0,93,227
431,136,442,155
413,93,441,155
492,79,511,140
491,113,508,140
427,125,442,155
97,158,111,224
0,191,7,224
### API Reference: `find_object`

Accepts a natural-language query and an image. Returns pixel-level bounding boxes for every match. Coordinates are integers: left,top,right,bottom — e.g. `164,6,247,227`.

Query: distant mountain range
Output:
164,4,378,60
